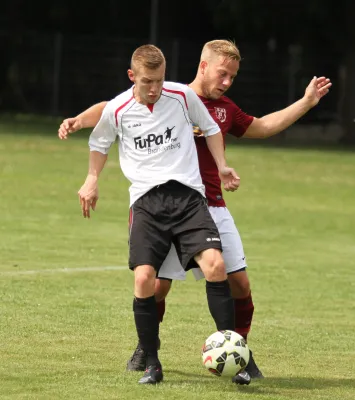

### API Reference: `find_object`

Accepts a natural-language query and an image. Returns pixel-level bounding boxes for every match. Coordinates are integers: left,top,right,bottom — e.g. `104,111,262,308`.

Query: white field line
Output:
0,266,128,276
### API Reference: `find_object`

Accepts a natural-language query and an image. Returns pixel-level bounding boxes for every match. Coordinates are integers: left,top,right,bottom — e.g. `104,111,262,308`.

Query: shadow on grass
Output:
261,376,355,390
165,370,355,394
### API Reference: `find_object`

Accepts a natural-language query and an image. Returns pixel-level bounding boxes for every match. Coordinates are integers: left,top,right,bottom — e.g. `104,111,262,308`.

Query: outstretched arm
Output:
244,76,331,139
58,101,108,139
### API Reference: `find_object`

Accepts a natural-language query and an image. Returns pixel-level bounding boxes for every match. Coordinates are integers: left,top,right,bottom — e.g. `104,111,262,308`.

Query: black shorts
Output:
128,180,222,271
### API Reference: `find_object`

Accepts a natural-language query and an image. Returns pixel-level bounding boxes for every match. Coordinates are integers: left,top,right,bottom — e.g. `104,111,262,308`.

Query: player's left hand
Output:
219,167,240,192
78,176,99,218
304,76,332,107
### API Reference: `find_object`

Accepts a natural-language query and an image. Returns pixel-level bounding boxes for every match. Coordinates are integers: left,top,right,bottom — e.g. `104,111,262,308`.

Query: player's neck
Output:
133,87,145,104
189,80,205,98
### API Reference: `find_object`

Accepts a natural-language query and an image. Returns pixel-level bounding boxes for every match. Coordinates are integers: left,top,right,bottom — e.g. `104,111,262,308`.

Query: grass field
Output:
1,116,354,400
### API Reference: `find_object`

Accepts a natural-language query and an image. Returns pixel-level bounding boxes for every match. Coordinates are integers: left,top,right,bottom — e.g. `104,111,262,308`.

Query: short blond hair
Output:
201,40,241,62
131,44,166,71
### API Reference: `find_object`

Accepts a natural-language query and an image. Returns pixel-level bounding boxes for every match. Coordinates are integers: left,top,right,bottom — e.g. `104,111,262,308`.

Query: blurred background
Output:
1,0,355,144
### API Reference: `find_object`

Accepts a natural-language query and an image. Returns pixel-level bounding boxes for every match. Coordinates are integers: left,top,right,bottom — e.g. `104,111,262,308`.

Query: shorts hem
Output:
184,243,222,271
227,265,247,274
157,276,173,281
129,262,160,272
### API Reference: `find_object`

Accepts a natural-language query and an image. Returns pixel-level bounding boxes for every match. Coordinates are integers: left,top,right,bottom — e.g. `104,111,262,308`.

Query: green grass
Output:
1,116,355,399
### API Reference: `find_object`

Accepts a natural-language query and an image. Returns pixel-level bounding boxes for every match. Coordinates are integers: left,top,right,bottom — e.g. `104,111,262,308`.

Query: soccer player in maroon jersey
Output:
58,40,331,385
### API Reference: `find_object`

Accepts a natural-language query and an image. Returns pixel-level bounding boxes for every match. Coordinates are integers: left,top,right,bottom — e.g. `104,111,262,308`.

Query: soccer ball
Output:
202,330,250,377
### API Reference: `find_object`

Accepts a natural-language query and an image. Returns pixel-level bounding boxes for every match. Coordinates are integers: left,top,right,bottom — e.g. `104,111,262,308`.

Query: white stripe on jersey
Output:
89,81,220,206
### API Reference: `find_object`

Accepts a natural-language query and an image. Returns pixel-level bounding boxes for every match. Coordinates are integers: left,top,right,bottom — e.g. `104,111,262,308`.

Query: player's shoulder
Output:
162,82,193,108
109,87,135,111
162,81,191,94
163,81,189,93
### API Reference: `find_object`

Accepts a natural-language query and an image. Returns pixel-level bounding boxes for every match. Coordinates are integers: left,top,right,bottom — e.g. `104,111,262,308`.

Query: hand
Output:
58,117,83,140
218,167,240,192
78,176,99,218
304,76,332,108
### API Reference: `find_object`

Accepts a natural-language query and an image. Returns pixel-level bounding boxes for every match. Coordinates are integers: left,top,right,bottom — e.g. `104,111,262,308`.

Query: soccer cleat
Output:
126,343,146,371
245,350,264,379
232,370,251,385
126,337,161,372
138,364,163,384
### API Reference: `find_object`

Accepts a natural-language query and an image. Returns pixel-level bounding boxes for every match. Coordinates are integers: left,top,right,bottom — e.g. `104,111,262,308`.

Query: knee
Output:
155,279,171,302
134,265,156,296
135,273,153,288
228,271,250,298
203,253,227,282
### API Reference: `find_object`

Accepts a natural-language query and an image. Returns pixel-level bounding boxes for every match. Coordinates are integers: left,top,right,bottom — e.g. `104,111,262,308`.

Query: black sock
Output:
206,280,234,331
133,296,160,366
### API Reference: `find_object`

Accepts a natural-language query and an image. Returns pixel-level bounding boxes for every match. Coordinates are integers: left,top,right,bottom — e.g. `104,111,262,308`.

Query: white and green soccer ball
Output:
202,330,250,377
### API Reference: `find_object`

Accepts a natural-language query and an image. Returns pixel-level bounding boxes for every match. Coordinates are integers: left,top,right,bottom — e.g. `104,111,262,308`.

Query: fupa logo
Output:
134,126,175,149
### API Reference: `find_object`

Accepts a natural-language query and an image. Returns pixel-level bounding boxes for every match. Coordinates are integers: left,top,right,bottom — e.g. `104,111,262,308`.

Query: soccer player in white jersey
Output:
74,44,240,385
58,41,331,385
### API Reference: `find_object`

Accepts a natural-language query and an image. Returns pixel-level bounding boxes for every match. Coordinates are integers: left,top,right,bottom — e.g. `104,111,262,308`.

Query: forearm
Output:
259,97,312,137
87,151,108,179
205,132,227,170
77,102,108,128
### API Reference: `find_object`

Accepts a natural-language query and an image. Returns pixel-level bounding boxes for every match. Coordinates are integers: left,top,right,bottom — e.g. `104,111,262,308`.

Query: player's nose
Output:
222,78,232,87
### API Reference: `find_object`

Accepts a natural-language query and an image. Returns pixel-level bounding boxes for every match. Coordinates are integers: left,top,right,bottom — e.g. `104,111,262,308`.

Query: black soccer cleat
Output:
138,364,163,384
126,343,146,371
232,370,251,385
245,350,264,379
126,338,161,372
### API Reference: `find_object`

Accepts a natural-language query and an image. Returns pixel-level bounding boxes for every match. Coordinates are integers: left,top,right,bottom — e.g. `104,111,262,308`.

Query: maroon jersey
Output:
194,95,254,207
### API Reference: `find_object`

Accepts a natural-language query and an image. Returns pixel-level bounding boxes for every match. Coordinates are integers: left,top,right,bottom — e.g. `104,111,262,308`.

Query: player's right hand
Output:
58,117,83,140
219,167,240,192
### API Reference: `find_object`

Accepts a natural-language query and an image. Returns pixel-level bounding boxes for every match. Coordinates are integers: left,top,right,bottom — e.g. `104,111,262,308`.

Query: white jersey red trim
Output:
89,82,221,206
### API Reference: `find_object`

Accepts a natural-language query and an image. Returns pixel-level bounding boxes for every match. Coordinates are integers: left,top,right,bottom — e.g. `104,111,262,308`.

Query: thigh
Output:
129,202,171,271
172,191,222,270
158,244,187,280
208,207,247,273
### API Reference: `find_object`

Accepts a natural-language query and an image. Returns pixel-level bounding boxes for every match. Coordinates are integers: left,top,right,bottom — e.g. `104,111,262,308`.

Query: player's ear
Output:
127,69,135,83
200,61,207,75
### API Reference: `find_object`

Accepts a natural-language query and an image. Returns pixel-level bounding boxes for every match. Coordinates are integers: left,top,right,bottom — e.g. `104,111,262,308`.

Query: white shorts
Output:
158,206,247,281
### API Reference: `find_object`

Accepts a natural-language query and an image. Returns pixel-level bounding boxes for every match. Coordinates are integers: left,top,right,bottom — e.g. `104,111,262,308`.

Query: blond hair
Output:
131,44,166,71
201,40,241,62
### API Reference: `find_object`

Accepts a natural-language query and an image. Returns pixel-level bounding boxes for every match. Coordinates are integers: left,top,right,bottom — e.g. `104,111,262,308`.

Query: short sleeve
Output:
88,101,117,154
186,87,220,137
229,103,254,138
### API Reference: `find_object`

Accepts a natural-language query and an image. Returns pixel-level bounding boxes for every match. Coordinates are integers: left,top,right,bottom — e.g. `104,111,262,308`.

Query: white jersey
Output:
89,82,220,206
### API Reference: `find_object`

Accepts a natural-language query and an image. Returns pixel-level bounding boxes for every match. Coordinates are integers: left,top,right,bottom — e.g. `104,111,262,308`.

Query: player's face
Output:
202,56,239,100
128,64,165,104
